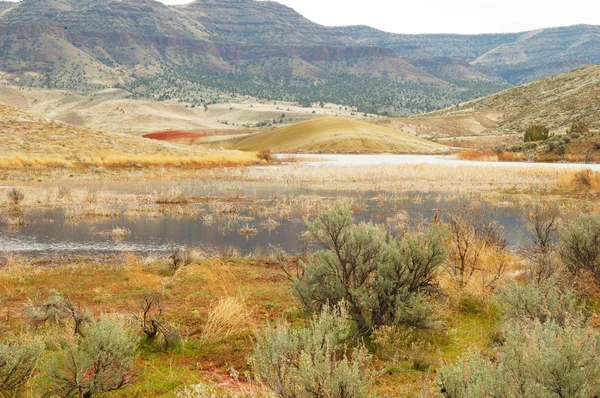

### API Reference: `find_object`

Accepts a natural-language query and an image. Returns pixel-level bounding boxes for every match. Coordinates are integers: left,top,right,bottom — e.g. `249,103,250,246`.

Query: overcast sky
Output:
5,0,598,34
157,0,600,34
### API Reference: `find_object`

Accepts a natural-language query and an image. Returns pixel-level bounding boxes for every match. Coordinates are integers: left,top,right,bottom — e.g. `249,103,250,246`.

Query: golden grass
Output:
0,153,258,169
559,169,600,191
199,296,253,344
457,149,524,162
201,117,448,153
0,103,259,169
201,163,574,195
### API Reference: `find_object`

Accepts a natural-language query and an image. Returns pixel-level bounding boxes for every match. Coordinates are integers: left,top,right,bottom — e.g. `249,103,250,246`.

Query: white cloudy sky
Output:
5,0,598,34
158,0,600,34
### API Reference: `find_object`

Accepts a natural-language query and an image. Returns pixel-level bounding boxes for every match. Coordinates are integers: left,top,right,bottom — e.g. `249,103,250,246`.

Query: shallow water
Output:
282,154,600,170
1,193,527,256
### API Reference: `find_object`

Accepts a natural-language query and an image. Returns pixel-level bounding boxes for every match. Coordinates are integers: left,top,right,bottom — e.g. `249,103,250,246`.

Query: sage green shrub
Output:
251,305,370,398
292,205,447,331
560,213,600,281
47,318,138,397
438,321,600,398
496,280,584,326
0,339,44,394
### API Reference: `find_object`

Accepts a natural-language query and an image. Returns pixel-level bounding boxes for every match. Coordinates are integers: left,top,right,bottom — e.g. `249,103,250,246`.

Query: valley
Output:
1,1,600,397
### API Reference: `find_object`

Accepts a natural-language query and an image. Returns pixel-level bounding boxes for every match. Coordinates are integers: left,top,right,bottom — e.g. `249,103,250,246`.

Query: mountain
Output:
0,0,599,116
377,65,600,147
339,24,600,84
199,117,448,153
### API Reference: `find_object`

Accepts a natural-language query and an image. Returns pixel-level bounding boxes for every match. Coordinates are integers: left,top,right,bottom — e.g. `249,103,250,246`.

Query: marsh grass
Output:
156,188,189,205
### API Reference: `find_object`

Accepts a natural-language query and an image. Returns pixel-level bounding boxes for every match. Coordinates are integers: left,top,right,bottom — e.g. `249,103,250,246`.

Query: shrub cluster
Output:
289,205,447,332
251,304,370,398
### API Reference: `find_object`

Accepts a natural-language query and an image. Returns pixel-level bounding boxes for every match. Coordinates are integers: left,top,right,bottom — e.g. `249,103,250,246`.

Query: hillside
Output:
0,0,599,116
0,85,385,133
377,65,600,148
199,117,448,153
339,24,600,85
0,103,257,167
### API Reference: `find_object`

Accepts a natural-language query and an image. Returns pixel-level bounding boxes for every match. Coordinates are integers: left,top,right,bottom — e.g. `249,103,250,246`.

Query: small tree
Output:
47,318,138,397
522,200,561,282
445,213,506,290
251,305,370,398
133,293,180,350
7,188,24,206
524,124,550,142
0,339,44,394
567,120,590,136
560,214,600,282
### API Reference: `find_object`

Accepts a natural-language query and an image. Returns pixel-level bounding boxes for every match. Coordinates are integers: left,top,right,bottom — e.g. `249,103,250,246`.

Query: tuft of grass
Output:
156,188,189,205
198,296,253,344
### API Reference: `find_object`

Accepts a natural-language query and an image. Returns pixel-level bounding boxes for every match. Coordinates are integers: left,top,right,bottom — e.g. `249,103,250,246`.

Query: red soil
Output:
143,130,207,144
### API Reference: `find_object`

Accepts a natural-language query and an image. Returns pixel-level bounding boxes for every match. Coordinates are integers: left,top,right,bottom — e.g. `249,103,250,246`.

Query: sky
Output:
156,0,600,34
4,0,598,34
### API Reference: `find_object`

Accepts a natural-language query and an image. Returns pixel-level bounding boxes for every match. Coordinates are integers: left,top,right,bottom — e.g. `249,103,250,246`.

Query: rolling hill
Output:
377,65,600,147
0,0,599,116
0,85,381,133
0,102,257,167
199,117,448,153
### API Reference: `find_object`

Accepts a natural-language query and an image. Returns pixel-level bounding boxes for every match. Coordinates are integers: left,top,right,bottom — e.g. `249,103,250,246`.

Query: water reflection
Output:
0,192,526,256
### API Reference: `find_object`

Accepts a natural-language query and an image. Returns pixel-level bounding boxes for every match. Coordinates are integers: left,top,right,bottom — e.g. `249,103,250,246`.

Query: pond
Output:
0,188,527,256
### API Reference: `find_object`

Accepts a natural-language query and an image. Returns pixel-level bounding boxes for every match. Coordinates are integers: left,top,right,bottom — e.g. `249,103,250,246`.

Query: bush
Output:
292,205,447,331
523,124,550,142
47,318,138,397
496,280,583,326
177,383,263,397
257,148,274,163
438,321,600,397
560,213,600,282
567,120,590,136
0,339,44,393
7,188,24,206
251,305,370,398
27,290,91,336
522,200,561,281
572,169,594,189
373,326,440,371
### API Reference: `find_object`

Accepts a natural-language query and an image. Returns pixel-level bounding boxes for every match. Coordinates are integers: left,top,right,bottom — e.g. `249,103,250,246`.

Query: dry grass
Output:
202,117,448,153
560,169,600,191
0,103,259,169
156,188,189,205
457,149,524,162
200,163,574,195
199,296,253,344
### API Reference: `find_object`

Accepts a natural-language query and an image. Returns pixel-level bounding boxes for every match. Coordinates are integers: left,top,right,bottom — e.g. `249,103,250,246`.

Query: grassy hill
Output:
200,117,448,153
0,103,257,168
0,85,384,134
377,65,600,148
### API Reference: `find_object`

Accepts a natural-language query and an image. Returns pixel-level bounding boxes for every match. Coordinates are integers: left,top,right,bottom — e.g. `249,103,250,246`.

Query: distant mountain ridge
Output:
0,0,599,115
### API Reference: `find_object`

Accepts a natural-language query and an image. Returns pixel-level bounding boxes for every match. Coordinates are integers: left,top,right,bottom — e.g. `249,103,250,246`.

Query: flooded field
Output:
2,154,595,257
0,188,525,256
